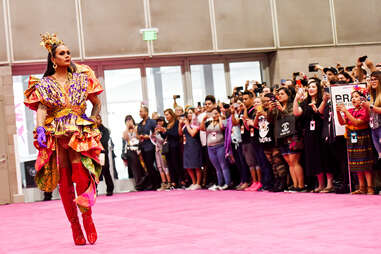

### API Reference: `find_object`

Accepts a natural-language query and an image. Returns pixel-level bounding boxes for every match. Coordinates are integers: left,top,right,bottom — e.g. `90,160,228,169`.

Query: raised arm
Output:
318,93,330,115
293,95,303,117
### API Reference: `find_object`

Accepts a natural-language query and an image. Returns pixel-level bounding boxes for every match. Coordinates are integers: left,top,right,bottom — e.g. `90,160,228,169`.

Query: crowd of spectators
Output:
120,56,381,195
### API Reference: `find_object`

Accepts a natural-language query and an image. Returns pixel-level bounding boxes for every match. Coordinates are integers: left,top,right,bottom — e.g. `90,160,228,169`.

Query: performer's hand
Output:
36,126,47,148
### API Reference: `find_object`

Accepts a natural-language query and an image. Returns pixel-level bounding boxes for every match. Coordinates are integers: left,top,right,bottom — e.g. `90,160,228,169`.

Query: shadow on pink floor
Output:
0,190,381,254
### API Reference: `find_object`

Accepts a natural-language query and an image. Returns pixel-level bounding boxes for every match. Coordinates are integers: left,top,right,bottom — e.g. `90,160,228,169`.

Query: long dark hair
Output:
370,71,381,107
43,44,77,77
306,78,323,105
278,87,293,105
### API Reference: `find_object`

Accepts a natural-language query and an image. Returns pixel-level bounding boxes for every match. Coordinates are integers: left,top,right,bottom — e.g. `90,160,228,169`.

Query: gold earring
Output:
53,63,57,70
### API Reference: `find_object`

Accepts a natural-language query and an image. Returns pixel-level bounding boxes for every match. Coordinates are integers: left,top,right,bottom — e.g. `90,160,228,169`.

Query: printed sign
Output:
330,83,367,136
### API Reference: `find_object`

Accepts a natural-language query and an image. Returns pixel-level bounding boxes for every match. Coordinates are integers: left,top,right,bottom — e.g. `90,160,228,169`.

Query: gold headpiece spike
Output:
39,32,64,54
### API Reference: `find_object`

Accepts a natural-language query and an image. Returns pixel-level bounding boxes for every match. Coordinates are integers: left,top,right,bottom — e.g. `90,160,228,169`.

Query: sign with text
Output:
330,83,367,136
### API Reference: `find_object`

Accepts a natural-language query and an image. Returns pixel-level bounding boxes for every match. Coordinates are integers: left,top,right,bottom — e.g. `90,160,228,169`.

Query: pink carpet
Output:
1,190,381,254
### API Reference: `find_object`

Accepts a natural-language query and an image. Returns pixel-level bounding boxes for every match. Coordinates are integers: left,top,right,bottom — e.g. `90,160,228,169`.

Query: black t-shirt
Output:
240,106,257,144
300,101,323,135
257,115,274,147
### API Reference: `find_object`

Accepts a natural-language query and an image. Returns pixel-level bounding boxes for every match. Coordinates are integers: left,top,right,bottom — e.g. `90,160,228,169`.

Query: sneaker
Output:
157,183,168,191
208,184,219,191
237,182,249,191
192,184,202,190
219,184,229,190
186,184,195,190
245,182,258,191
253,182,263,191
167,183,176,191
286,186,298,193
297,186,309,193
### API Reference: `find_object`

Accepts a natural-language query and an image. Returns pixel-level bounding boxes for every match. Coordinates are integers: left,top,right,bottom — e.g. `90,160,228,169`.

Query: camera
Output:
293,72,300,76
174,95,180,99
197,102,201,107
359,56,368,63
254,83,263,94
308,63,318,72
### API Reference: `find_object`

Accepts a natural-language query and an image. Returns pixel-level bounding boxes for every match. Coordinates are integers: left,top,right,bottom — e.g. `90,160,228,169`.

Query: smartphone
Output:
197,102,201,107
345,66,355,72
293,72,300,76
308,63,318,72
359,56,368,63
236,86,244,91
324,87,330,93
298,87,304,98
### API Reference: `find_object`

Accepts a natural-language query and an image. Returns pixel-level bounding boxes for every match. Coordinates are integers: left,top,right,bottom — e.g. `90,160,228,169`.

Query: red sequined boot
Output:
70,217,86,245
82,208,97,244
59,183,86,245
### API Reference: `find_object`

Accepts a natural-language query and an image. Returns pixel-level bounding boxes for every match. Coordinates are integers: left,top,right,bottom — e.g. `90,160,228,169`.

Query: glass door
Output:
146,66,184,114
104,68,143,179
229,61,262,93
190,63,226,104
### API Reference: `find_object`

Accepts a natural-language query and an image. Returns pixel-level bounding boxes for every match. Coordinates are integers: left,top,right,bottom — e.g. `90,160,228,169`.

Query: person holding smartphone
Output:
201,107,231,190
362,71,381,161
179,108,203,190
269,87,304,192
228,100,251,190
293,78,331,193
336,88,375,194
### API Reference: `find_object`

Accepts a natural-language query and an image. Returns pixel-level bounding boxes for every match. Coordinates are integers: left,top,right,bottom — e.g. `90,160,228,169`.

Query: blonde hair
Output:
370,71,381,107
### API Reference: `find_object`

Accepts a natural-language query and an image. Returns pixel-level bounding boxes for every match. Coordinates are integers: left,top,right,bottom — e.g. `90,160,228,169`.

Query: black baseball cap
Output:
323,67,338,75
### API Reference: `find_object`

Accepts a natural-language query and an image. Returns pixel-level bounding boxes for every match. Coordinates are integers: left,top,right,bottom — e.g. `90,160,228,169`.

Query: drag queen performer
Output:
24,33,103,245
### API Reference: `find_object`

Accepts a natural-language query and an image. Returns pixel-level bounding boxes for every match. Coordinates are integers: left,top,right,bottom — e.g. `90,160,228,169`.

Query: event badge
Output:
351,132,358,144
369,116,374,129
310,120,315,131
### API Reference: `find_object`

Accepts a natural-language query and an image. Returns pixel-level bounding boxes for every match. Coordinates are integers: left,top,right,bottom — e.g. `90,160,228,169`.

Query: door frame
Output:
0,96,11,204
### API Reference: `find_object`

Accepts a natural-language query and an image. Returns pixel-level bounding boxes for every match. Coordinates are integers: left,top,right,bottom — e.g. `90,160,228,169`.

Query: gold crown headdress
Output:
40,33,64,54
